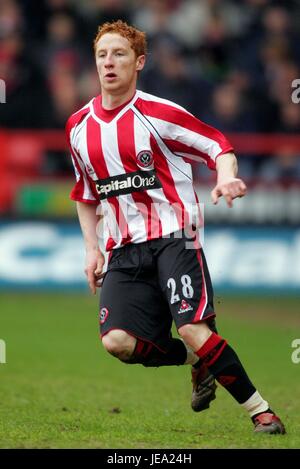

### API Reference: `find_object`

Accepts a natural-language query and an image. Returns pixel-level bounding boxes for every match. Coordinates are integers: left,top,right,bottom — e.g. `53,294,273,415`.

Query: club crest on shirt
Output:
136,150,154,170
99,307,109,324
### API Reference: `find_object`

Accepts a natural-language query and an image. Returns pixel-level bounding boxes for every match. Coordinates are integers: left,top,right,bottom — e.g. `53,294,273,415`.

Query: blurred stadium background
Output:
1,0,300,292
0,0,300,448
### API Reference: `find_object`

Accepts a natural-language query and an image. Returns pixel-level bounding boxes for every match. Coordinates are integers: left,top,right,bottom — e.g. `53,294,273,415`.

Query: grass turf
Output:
0,293,299,448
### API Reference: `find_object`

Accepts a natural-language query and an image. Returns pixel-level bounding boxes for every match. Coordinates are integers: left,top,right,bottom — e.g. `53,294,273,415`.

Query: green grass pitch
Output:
0,293,299,448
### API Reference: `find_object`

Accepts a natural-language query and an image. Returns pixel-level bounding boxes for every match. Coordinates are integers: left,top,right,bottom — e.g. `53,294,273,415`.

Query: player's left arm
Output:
141,102,246,207
211,152,247,208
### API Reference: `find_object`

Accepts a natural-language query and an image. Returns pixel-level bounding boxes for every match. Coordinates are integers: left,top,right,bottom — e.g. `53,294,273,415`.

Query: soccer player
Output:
66,20,285,434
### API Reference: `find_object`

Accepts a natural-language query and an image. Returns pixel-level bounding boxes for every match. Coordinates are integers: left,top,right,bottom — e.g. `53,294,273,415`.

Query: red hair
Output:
93,20,147,57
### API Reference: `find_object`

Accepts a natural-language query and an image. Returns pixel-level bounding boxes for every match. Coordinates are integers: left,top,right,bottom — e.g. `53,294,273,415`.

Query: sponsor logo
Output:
99,307,109,324
95,170,162,200
136,150,154,170
178,299,193,314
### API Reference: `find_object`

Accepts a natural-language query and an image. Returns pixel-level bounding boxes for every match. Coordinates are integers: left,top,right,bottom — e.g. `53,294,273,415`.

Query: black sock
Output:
196,333,256,404
124,337,187,367
192,318,219,369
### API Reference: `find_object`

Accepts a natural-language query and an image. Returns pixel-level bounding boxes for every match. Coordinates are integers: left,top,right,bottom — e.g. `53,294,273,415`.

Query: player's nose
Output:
104,54,114,67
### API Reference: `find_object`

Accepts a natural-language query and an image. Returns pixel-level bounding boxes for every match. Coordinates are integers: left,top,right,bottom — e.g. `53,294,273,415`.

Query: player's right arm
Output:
76,202,105,295
65,112,104,294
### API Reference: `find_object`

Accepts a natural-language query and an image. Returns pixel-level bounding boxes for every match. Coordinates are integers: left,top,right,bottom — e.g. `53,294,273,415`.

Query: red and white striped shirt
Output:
66,90,233,251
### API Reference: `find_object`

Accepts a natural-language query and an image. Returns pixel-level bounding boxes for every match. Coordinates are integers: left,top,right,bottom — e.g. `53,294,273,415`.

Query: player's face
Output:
95,33,145,95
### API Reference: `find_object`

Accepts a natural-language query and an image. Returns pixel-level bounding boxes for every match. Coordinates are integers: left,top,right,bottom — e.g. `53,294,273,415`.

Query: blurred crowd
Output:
1,0,300,181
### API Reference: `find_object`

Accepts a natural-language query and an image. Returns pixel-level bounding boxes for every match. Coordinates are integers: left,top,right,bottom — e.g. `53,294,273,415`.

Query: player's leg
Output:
99,244,197,368
156,229,285,433
101,329,136,361
178,321,285,434
101,325,194,367
155,228,217,412
184,316,218,412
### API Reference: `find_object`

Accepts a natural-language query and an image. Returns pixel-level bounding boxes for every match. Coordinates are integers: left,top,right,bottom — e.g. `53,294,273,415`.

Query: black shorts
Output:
99,229,215,351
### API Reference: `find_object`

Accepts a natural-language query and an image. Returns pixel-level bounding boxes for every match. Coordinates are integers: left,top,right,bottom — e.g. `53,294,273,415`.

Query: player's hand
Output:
211,177,247,208
84,249,105,295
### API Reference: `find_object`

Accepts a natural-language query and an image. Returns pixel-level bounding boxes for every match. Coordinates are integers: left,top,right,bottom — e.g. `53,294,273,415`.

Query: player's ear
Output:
136,55,145,72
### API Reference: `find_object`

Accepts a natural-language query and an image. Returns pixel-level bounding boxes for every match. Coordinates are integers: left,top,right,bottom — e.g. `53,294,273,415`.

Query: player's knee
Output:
178,322,212,350
101,330,136,361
